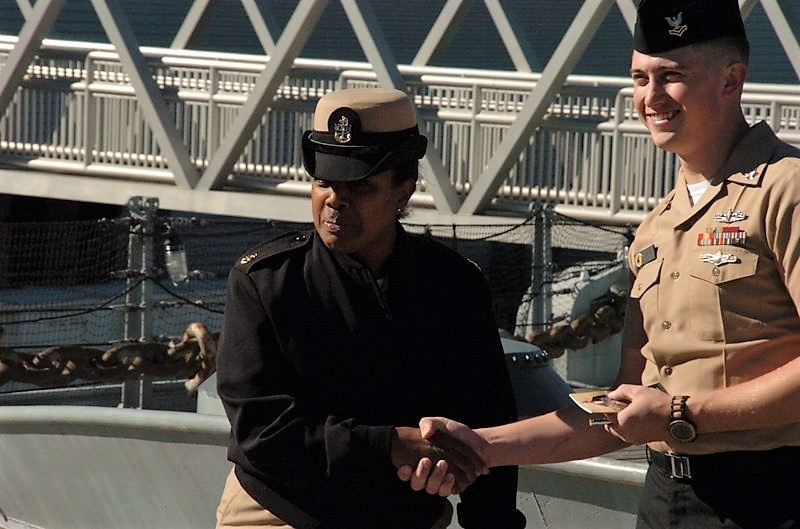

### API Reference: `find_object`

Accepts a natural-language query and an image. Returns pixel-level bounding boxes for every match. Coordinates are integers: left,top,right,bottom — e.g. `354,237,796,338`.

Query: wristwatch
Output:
667,395,697,443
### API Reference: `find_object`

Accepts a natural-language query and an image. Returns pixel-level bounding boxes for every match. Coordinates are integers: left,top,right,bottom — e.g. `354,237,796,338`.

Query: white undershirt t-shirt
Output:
687,179,712,205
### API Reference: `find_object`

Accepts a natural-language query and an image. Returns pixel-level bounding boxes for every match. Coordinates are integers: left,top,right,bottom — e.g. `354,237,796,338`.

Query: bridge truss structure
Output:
1,0,799,225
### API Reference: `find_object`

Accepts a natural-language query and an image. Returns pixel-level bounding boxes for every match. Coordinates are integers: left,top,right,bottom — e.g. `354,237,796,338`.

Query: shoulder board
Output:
235,231,312,272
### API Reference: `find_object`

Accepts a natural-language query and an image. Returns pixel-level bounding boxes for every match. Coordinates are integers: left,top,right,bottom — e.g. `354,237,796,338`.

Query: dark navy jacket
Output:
216,225,525,529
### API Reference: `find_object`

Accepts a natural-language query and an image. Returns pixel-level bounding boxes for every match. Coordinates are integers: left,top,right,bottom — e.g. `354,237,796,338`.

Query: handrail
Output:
2,36,800,225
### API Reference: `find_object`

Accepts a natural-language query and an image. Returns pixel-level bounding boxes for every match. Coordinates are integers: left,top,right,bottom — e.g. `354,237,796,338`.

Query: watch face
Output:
669,419,697,442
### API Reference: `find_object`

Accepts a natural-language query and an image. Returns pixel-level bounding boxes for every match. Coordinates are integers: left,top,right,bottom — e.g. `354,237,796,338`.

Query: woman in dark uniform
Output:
215,87,525,529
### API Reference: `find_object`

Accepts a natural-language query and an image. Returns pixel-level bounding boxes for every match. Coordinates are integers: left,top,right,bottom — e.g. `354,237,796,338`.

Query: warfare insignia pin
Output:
699,251,738,266
713,209,747,223
240,252,258,265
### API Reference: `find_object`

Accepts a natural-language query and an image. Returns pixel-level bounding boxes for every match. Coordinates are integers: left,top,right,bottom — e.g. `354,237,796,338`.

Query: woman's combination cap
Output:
301,87,427,182
633,0,748,54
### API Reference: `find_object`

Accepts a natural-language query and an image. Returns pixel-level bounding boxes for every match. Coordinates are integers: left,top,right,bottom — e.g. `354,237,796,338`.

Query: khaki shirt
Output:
624,121,800,454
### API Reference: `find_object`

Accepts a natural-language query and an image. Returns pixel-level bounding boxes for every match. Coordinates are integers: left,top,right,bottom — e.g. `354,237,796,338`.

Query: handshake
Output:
390,417,488,496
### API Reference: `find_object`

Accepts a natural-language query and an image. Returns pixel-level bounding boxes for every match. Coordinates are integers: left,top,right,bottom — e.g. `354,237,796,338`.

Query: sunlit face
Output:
311,169,414,274
630,45,729,159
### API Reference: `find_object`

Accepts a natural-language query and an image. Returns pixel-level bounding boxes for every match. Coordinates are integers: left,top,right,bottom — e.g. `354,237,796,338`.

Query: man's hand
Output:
395,418,491,496
391,426,486,494
598,384,673,444
420,417,491,463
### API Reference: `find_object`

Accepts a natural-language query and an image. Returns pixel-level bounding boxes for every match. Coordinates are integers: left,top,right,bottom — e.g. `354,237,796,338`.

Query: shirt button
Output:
663,366,673,376
712,267,721,277
661,321,672,330
671,271,680,279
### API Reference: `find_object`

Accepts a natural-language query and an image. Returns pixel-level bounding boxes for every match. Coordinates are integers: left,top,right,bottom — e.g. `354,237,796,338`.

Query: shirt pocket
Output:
629,258,662,338
687,248,759,341
630,258,662,300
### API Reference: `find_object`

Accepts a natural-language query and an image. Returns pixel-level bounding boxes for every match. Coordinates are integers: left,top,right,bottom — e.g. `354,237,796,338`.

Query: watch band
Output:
671,395,690,421
668,394,697,442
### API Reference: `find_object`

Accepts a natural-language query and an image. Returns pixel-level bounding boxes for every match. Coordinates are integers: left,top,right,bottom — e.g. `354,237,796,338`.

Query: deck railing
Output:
2,36,800,224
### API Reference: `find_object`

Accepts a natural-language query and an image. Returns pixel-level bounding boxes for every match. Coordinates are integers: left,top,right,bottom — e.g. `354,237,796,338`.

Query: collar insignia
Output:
699,251,738,266
713,209,747,223
744,169,758,180
633,244,657,270
240,252,258,265
333,115,352,144
665,12,688,37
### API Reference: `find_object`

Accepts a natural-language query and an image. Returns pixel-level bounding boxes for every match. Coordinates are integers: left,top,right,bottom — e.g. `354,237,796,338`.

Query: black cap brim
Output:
313,151,387,182
301,130,426,182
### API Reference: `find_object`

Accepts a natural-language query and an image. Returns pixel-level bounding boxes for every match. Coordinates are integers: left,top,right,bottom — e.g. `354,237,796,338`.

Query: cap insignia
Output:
665,12,687,37
333,115,352,144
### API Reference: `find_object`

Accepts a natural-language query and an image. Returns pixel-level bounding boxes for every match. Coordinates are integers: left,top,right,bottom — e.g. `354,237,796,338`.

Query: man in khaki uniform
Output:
399,1,800,527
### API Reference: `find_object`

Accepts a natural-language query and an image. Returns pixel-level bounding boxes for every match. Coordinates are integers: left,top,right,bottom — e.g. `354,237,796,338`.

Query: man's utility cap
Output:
302,87,427,182
633,0,747,54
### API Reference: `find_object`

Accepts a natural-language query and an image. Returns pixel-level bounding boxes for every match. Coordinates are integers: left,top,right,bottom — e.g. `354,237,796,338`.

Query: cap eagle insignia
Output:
665,12,688,37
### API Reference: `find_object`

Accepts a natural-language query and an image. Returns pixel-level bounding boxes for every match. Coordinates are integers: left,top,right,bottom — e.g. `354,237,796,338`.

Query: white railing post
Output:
608,88,626,216
208,65,220,159
83,53,95,168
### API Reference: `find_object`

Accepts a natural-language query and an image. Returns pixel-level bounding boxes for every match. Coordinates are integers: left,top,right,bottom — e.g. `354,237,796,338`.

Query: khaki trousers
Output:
216,467,453,529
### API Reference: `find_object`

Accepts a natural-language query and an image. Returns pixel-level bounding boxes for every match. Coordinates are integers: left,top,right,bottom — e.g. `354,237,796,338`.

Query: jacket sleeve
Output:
216,266,393,495
452,272,527,529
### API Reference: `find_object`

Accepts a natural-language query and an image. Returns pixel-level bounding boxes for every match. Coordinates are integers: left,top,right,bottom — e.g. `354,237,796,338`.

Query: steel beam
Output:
0,168,534,225
615,0,637,33
242,0,279,54
196,0,328,191
485,0,541,72
739,0,760,19
412,0,470,66
340,0,461,214
340,0,406,89
171,0,217,49
0,0,64,122
15,0,33,20
91,0,199,189
760,0,800,81
458,0,616,216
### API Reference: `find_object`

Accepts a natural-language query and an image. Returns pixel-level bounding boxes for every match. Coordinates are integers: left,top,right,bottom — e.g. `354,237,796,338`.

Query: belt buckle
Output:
668,453,692,479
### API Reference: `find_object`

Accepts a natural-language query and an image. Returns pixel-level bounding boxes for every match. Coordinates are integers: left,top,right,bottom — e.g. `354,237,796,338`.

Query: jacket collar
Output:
320,222,409,282
655,121,781,227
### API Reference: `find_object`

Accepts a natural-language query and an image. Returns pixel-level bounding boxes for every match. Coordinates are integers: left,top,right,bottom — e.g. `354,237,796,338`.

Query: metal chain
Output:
1,292,626,390
0,322,217,394
522,292,627,358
